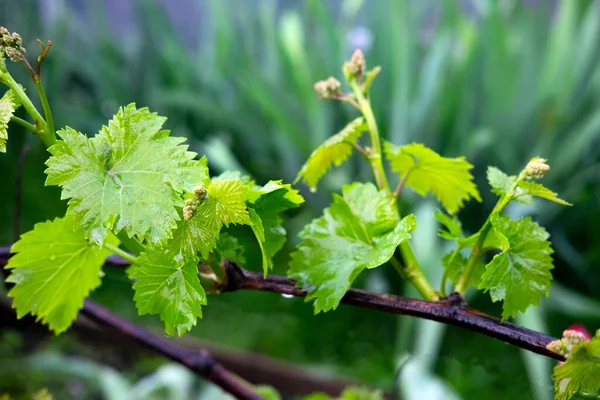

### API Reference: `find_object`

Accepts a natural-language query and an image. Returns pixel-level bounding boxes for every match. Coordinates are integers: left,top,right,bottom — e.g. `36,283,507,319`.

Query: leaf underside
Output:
289,182,415,313
295,117,365,191
385,142,481,214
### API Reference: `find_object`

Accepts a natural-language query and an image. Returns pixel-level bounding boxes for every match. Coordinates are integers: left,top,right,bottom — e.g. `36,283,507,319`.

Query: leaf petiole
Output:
455,170,525,294
104,242,137,264
10,116,41,135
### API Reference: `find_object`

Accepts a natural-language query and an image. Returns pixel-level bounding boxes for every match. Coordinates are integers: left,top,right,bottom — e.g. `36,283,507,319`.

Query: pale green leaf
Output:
552,335,600,400
517,181,572,206
169,178,251,262
255,386,281,400
129,248,206,336
289,182,415,313
0,89,20,153
5,215,112,334
303,387,384,400
213,233,246,265
434,210,463,240
295,118,366,191
338,387,384,400
248,208,269,274
384,142,481,214
457,227,510,251
478,215,554,319
45,104,208,245
441,251,485,287
487,166,515,197
248,180,303,274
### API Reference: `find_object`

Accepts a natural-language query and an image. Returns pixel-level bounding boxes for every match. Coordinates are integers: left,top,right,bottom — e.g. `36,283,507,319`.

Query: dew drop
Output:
281,293,294,299
49,254,56,261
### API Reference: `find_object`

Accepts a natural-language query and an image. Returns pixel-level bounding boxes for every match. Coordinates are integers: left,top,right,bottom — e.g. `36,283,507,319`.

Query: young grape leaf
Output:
5,216,113,334
289,182,415,313
553,335,600,400
384,142,481,214
303,386,384,400
478,215,554,320
457,228,510,251
248,180,304,273
434,210,464,240
441,251,485,287
0,89,20,153
129,249,206,336
295,117,366,191
213,233,246,265
516,181,571,206
169,178,251,262
45,104,208,245
248,209,269,273
487,166,515,197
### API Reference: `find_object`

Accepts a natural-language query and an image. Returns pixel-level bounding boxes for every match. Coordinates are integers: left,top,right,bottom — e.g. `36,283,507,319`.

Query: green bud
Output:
0,27,25,62
343,49,366,82
313,77,341,100
524,157,550,180
546,329,589,358
193,185,208,202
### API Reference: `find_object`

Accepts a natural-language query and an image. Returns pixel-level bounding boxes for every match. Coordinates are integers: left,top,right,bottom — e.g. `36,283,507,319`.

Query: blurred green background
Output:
2,0,600,399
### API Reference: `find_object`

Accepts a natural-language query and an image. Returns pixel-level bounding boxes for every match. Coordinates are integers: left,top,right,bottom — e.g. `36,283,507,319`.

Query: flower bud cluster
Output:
343,49,366,81
183,185,209,221
314,77,341,100
546,329,589,358
0,27,26,62
524,157,550,180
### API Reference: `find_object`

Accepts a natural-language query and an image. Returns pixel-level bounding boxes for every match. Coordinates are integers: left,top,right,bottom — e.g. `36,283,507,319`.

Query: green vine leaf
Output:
516,181,571,206
552,335,600,400
295,117,366,191
0,89,20,153
434,210,464,240
487,166,515,197
304,386,384,400
169,178,251,263
213,233,246,265
478,215,554,320
5,216,113,334
248,180,304,274
384,142,481,214
129,249,206,336
289,182,415,313
45,104,208,245
442,252,485,287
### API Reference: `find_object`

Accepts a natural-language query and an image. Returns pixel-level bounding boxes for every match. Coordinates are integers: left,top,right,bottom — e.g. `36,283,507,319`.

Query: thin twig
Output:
81,300,266,400
394,173,408,198
219,261,563,361
352,143,369,160
0,248,564,363
10,116,40,135
0,296,362,398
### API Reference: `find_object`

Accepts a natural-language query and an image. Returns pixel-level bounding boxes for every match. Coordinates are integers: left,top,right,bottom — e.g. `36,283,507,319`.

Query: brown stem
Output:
35,39,52,79
0,248,564,364
80,300,266,400
394,173,408,198
218,261,563,361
